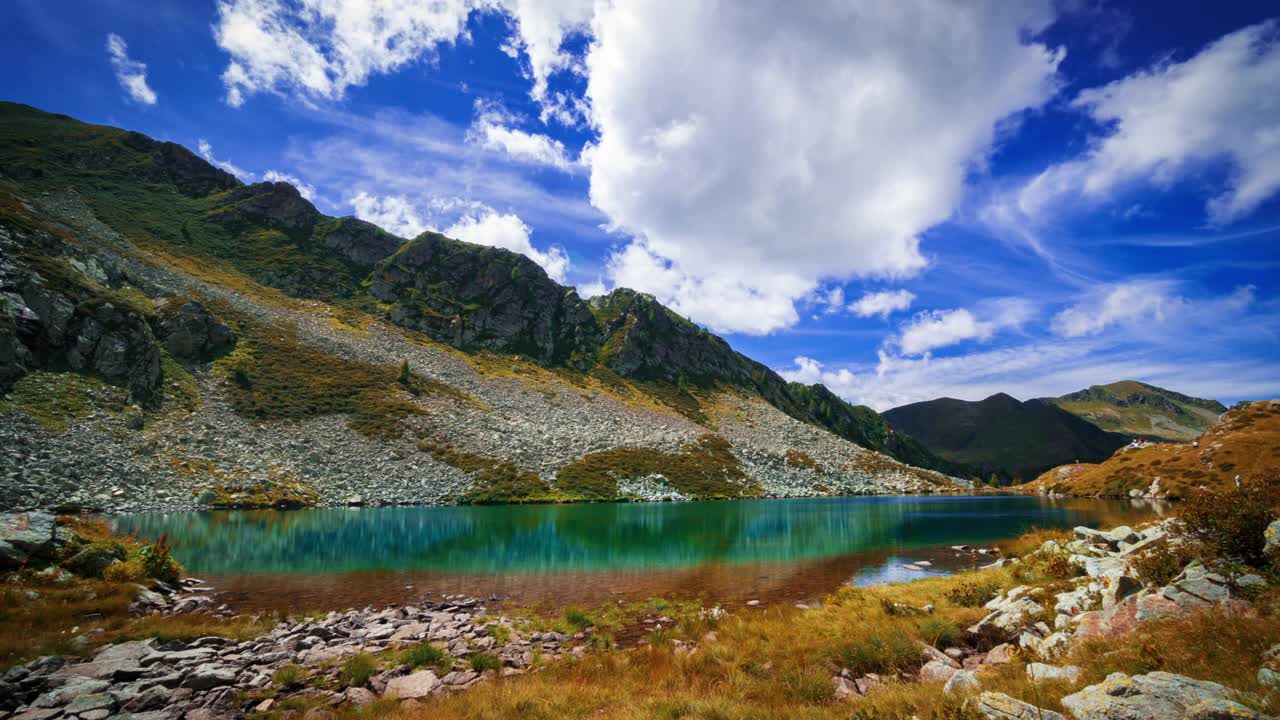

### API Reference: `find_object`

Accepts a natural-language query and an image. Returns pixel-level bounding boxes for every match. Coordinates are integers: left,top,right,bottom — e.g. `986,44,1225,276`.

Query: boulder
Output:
970,691,1065,720
61,640,153,680
943,670,981,695
63,693,117,716
1102,576,1141,610
180,664,238,690
1026,663,1082,683
385,670,440,699
1265,520,1280,560
968,588,1044,640
156,300,235,359
64,544,127,578
0,512,60,568
1062,671,1267,720
985,644,1016,665
831,675,856,700
919,660,959,684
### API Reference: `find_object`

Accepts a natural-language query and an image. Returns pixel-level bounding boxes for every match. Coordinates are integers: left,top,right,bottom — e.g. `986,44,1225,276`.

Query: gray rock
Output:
156,300,235,359
384,670,440,699
32,678,111,708
0,512,59,568
970,691,1065,720
63,692,117,715
179,664,238,690
1026,663,1082,683
919,660,959,683
944,670,981,695
63,544,126,578
1265,520,1280,558
1061,671,1266,720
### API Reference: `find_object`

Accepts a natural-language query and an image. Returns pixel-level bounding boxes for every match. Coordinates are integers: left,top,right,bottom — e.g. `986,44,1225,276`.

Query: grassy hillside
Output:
883,393,1128,483
1049,380,1225,442
1023,399,1280,498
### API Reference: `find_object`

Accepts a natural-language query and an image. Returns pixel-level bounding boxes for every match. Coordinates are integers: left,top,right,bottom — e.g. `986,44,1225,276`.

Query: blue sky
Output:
3,0,1278,409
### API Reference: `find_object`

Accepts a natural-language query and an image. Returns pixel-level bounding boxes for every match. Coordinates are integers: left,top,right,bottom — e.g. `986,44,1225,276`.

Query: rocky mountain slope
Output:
0,102,964,510
882,393,1129,483
1047,380,1226,442
1024,399,1280,499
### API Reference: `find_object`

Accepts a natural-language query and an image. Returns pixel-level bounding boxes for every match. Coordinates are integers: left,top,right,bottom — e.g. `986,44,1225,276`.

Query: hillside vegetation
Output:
0,102,962,509
1023,399,1280,498
1049,380,1226,442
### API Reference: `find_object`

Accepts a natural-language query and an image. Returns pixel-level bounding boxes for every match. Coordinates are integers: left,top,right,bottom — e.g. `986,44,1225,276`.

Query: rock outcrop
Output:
1061,671,1269,720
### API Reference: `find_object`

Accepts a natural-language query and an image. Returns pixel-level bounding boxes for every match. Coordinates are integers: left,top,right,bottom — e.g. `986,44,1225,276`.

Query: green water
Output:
113,496,1149,582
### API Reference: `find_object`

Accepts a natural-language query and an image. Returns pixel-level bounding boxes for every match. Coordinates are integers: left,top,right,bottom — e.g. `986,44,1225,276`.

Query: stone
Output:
61,640,153,680
1265,520,1280,559
345,687,377,705
831,675,856,700
1037,632,1071,660
984,644,1015,665
1102,575,1141,610
0,512,59,568
1076,555,1133,580
63,693,117,716
1026,663,1082,683
385,670,440,699
32,678,110,707
1062,671,1266,720
970,691,1065,720
121,685,172,712
180,664,238,690
155,300,235,359
944,669,981,695
919,660,959,683
63,545,125,578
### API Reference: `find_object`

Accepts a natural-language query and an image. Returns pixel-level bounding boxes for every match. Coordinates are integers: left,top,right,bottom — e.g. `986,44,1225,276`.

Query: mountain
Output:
1047,380,1226,442
1023,399,1280,498
882,393,1129,483
0,102,963,510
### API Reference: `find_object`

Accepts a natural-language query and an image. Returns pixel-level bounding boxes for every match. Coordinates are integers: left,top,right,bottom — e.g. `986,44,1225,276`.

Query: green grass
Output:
469,652,502,673
339,653,378,688
0,370,127,431
554,434,760,500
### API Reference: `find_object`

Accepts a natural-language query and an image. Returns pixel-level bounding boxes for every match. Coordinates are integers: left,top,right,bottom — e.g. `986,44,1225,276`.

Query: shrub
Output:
781,667,836,705
402,642,446,670
563,607,592,631
338,653,377,688
1132,542,1196,587
103,559,147,583
917,617,960,648
1176,480,1279,567
138,534,183,584
469,652,502,672
1041,552,1082,580
945,580,1000,607
832,630,919,675
272,664,306,687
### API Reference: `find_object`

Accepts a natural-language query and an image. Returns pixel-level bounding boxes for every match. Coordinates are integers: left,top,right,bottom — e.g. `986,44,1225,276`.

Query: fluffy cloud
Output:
197,139,254,181
261,170,316,201
895,299,1033,356
213,0,475,107
583,2,1063,333
493,0,593,114
1052,281,1255,338
466,100,577,170
1019,20,1280,224
350,192,568,281
850,289,915,319
106,33,157,105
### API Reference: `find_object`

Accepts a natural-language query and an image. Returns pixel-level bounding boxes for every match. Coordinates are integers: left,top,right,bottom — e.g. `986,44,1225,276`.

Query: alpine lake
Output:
111,495,1160,613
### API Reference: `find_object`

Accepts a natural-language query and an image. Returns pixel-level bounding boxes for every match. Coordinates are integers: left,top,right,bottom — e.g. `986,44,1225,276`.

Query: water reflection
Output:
113,495,1149,577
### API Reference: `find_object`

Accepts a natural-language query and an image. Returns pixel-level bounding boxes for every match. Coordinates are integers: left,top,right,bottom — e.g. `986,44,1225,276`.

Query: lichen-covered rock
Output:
155,300,235,358
1265,520,1280,561
384,669,441,699
968,587,1043,640
970,691,1065,720
944,669,981,695
0,512,61,568
1026,662,1082,683
1061,671,1267,720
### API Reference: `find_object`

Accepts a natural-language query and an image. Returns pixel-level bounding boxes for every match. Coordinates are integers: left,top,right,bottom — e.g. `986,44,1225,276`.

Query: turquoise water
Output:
112,496,1153,611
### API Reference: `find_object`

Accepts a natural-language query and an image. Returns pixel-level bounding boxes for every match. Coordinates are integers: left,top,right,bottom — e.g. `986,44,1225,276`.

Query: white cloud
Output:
1018,20,1280,224
583,2,1063,333
197,139,254,181
1052,280,1256,338
350,191,429,238
444,210,569,281
350,192,568,281
850,289,915,319
895,298,1033,356
213,0,475,107
466,100,577,170
261,169,316,201
492,0,593,115
106,33,157,105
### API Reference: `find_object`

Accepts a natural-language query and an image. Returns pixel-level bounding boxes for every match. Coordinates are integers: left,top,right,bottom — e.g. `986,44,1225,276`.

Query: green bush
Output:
138,533,183,584
831,631,919,675
338,653,377,688
1176,480,1279,567
469,652,502,673
562,607,592,631
1132,542,1196,587
272,664,306,687
781,666,836,705
944,580,999,607
917,617,960,648
402,642,446,670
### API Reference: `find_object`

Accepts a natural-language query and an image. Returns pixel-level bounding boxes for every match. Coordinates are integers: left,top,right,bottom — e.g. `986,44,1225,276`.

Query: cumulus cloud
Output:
1052,280,1255,338
466,100,577,170
492,0,593,115
583,2,1063,333
213,0,475,107
350,192,568,281
1018,20,1280,224
106,33,157,105
894,298,1033,356
850,289,915,319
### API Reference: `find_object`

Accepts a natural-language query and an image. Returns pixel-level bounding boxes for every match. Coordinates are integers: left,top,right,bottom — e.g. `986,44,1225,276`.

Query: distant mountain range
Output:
882,382,1226,483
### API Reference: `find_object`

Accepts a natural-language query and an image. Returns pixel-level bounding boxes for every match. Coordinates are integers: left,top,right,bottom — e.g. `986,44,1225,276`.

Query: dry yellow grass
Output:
1022,400,1280,498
